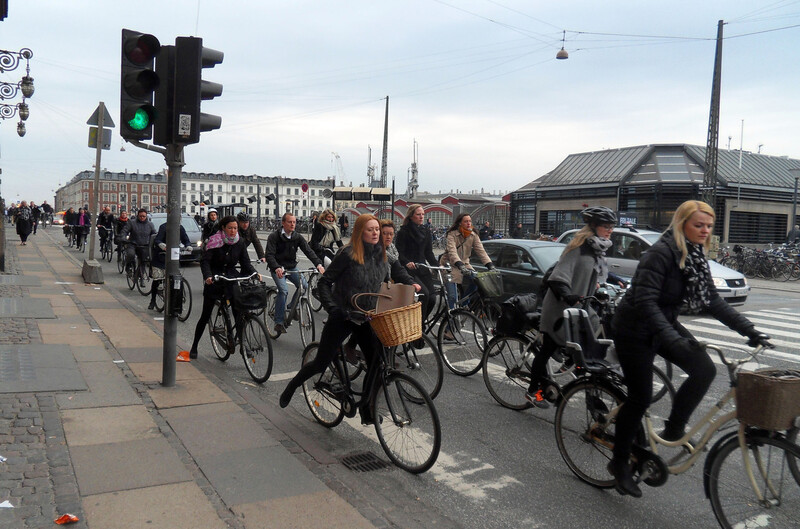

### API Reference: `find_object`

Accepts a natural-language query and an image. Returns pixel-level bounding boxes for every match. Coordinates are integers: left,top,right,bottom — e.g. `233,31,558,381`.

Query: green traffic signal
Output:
128,107,151,131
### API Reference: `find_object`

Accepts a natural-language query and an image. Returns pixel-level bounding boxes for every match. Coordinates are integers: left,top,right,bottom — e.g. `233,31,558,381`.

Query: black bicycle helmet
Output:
236,211,250,222
581,206,617,225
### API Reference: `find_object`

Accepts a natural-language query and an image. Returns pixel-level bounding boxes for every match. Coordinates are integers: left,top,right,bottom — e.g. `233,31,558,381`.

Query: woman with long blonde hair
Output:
608,200,770,498
309,208,343,263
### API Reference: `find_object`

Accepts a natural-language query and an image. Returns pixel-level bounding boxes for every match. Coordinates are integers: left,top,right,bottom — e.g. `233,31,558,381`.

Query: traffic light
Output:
120,29,160,141
153,45,174,146
173,36,223,145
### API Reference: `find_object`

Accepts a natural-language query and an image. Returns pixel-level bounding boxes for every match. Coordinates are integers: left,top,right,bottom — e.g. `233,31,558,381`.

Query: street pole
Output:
162,143,185,387
791,174,799,232
88,102,105,261
256,183,261,223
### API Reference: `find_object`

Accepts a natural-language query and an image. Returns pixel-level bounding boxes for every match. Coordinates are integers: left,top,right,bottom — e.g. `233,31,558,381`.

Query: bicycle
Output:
300,335,441,473
414,263,488,377
207,273,274,383
459,268,503,333
98,226,114,262
263,268,316,347
123,244,153,295
152,273,193,322
552,309,797,528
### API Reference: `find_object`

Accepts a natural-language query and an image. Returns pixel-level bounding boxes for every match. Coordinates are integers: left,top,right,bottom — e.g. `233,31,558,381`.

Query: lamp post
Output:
0,48,34,137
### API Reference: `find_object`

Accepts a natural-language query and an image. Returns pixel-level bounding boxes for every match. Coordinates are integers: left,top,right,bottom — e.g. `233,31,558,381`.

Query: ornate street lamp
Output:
17,101,29,120
17,121,26,137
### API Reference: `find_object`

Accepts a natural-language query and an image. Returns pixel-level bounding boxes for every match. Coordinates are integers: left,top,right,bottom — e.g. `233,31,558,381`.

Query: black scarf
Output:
681,238,713,314
405,222,428,245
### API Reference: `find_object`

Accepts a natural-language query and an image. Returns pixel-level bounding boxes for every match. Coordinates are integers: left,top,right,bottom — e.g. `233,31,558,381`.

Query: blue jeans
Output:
446,274,478,309
271,267,307,324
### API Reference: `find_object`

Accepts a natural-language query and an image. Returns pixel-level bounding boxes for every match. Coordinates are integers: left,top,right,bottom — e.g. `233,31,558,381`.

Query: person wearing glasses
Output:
525,206,619,408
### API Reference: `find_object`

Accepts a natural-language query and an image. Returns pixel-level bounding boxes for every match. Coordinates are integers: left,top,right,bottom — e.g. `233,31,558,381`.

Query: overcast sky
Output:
1,0,799,204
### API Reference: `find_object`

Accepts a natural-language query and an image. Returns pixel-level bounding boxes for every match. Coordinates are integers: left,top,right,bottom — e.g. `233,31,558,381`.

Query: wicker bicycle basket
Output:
352,292,422,347
736,369,800,430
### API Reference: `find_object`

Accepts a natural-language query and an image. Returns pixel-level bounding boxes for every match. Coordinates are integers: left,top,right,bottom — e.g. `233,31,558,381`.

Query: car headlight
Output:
713,277,728,288
196,240,202,247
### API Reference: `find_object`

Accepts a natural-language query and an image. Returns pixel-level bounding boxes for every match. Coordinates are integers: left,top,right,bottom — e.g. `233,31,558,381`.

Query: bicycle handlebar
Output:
212,272,260,283
413,262,451,271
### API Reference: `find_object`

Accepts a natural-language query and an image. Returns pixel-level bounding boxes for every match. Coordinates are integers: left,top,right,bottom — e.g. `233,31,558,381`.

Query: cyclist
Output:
201,208,219,243
526,206,618,409
96,206,115,252
41,200,53,225
279,214,412,424
395,204,438,320
608,200,769,498
264,212,324,335
119,208,156,288
441,213,495,309
63,207,76,239
236,212,266,262
30,201,40,235
309,208,343,263
188,216,261,359
75,207,91,250
148,221,191,310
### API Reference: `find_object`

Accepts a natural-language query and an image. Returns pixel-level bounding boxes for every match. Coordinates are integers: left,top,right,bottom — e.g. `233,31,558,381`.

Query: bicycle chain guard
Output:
631,445,669,487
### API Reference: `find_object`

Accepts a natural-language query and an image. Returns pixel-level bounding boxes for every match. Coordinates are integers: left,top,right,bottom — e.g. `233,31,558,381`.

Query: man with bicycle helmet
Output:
236,211,266,262
526,206,618,409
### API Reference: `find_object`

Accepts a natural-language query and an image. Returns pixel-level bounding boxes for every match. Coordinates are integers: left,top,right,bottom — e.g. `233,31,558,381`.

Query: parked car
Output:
149,213,203,263
53,211,66,225
469,239,566,303
556,226,750,305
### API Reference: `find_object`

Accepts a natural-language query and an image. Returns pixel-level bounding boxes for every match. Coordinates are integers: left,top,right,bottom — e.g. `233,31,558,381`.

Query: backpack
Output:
496,293,540,336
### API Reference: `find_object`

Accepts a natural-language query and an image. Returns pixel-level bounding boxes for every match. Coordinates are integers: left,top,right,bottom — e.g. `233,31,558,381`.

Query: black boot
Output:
660,419,686,442
279,384,296,408
608,459,642,498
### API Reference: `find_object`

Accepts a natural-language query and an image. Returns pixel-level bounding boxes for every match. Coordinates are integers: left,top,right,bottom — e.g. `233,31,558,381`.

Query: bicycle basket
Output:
352,292,422,347
736,369,800,430
232,280,269,311
474,269,503,299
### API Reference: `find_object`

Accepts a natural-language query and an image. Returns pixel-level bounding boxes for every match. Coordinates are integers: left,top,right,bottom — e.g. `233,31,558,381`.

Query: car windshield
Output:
153,217,200,232
530,245,564,270
640,233,661,245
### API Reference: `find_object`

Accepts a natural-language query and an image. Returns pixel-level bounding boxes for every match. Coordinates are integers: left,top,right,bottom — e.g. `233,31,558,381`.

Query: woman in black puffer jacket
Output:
279,214,411,424
608,200,770,498
395,204,438,319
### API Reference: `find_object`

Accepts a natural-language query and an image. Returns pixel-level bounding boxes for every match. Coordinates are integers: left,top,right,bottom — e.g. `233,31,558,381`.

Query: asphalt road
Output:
59,233,800,529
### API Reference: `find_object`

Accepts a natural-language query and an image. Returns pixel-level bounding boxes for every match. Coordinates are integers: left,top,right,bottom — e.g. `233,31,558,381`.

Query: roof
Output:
516,144,800,192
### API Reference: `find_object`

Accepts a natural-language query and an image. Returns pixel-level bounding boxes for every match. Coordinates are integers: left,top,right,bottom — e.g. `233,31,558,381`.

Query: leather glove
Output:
346,310,369,325
675,337,704,355
454,261,466,273
747,332,773,348
158,243,167,250
563,294,582,306
486,262,496,271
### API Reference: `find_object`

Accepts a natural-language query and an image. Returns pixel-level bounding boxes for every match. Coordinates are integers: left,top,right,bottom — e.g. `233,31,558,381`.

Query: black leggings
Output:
190,294,223,353
282,310,381,410
411,268,436,319
612,331,716,463
528,332,559,391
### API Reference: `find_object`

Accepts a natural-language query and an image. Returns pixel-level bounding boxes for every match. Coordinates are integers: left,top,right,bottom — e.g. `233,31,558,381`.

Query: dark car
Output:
469,239,566,303
149,213,203,263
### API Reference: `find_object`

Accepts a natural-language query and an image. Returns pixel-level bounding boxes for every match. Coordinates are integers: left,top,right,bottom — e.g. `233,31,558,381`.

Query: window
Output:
102,182,110,190
239,185,245,192
294,188,299,195
249,186,253,193
311,189,315,196
131,184,138,193
131,195,138,204
102,193,109,201
83,182,90,189
112,183,118,191
191,183,196,191
181,194,186,203
181,183,187,190
200,184,205,191
119,183,126,192
111,194,117,202
142,195,150,204
217,185,222,192
143,184,150,193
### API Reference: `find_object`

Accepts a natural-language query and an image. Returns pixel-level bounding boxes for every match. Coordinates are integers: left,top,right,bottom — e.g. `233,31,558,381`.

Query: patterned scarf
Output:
319,218,341,248
586,235,612,282
205,231,239,250
682,241,712,314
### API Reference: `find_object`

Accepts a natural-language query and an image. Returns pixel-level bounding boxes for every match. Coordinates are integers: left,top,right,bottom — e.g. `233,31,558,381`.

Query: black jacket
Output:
200,239,256,297
264,229,321,272
317,243,392,315
152,223,191,269
309,222,343,259
613,230,755,347
395,223,436,268
238,224,265,260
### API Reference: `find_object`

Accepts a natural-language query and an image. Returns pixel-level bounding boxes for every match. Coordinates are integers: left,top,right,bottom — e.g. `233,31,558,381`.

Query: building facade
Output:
57,170,334,220
511,144,800,244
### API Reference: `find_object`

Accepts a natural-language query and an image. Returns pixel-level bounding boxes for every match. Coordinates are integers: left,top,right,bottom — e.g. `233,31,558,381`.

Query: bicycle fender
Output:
554,374,626,408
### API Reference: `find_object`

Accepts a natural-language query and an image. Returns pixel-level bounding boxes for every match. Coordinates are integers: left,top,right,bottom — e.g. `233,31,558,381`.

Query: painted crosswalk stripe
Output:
743,310,800,322
681,322,798,350
696,318,799,340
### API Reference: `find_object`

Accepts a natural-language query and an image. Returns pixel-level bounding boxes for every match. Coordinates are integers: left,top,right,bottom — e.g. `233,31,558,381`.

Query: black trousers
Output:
529,332,559,391
612,330,716,463
283,310,382,411
410,268,435,319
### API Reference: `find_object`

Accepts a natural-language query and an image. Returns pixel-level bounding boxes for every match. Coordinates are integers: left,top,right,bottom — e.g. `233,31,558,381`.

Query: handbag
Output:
374,282,416,314
231,280,270,311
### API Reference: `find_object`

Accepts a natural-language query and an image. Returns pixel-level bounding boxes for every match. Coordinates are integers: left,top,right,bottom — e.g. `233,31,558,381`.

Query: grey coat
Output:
539,243,603,345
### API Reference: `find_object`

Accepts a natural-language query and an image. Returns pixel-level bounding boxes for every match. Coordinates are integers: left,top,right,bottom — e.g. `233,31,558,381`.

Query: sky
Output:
1,0,799,204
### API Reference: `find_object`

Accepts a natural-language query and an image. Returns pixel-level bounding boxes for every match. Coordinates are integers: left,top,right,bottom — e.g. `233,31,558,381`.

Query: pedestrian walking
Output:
15,201,33,245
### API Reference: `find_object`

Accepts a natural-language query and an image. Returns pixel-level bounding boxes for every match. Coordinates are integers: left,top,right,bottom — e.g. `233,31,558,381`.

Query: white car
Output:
557,227,750,305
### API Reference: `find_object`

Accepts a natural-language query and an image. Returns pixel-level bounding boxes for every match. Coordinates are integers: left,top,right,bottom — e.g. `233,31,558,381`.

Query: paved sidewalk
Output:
0,230,376,528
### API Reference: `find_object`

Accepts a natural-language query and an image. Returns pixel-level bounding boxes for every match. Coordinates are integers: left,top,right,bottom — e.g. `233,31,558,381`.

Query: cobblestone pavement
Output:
0,251,86,528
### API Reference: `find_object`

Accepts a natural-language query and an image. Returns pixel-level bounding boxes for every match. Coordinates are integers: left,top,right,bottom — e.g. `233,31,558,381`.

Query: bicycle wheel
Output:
153,280,165,312
373,372,441,474
301,342,345,427
708,432,800,529
177,279,193,322
298,298,315,347
240,316,273,383
437,309,488,376
308,274,323,312
207,303,233,361
390,334,444,400
554,378,627,488
125,261,136,290
117,248,125,274
482,335,535,410
262,289,279,339
136,264,153,296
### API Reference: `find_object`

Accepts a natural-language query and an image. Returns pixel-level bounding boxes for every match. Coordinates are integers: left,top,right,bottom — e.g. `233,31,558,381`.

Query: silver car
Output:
556,227,750,305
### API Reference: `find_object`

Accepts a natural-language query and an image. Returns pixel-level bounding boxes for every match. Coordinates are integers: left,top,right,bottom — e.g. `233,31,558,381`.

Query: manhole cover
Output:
339,451,392,472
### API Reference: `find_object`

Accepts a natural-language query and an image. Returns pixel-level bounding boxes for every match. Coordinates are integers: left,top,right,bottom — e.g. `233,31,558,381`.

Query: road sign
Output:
88,127,112,150
87,104,115,128
301,183,309,192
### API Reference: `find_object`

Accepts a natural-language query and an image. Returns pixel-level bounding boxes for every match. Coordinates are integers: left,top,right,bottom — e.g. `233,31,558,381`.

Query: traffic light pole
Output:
162,143,184,387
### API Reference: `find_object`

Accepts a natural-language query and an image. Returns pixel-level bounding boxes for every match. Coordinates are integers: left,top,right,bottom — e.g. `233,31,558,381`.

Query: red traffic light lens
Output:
124,34,160,65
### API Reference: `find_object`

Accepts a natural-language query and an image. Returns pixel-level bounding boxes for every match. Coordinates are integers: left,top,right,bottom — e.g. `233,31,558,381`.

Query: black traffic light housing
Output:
153,45,175,146
120,29,160,141
173,37,223,145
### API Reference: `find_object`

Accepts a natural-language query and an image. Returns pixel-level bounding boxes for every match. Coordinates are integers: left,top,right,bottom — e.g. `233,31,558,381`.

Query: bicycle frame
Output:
280,268,315,324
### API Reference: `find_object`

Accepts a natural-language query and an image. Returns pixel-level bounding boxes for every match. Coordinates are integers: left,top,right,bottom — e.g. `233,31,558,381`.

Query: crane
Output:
331,152,346,185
